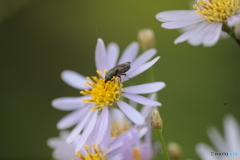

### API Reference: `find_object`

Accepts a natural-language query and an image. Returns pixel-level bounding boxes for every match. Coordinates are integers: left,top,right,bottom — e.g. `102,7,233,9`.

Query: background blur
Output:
0,0,240,160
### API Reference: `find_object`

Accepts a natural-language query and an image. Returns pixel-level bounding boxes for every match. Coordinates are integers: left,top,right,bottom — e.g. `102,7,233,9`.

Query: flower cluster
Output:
48,38,166,159
47,0,240,159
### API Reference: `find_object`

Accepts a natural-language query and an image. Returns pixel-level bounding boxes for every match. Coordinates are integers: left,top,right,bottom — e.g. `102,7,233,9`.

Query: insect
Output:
105,62,131,82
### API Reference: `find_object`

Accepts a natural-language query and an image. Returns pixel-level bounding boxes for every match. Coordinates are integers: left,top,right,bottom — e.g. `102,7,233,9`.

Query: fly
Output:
105,62,131,82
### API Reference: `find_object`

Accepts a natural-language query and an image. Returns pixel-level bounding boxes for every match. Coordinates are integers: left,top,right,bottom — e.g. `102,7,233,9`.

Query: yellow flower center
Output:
111,121,130,137
193,0,240,23
132,148,142,160
72,144,105,160
80,70,123,111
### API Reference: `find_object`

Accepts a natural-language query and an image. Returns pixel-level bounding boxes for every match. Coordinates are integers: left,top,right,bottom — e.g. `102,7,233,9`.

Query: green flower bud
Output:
151,108,163,130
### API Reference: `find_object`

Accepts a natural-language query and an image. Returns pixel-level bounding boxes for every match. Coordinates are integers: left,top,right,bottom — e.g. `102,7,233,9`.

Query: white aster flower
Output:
196,114,240,160
156,0,240,47
47,131,79,160
47,130,127,160
120,129,159,160
52,38,166,151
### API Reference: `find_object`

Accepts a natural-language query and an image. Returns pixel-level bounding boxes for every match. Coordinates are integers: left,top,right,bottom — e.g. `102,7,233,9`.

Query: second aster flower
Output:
52,38,166,151
156,0,240,47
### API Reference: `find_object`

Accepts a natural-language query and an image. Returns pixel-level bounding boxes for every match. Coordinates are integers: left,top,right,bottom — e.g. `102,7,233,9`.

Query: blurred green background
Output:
0,0,240,159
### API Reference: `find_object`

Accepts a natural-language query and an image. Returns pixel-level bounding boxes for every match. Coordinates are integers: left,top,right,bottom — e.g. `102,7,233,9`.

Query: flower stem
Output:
222,23,240,48
156,128,170,160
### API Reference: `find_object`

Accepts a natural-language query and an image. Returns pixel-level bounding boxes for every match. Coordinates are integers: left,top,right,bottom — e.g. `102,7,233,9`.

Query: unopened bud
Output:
167,142,182,160
137,28,155,51
151,109,163,130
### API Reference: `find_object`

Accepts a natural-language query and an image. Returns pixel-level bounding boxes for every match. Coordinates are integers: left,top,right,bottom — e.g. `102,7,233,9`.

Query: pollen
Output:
111,121,130,137
80,70,123,111
132,148,142,160
193,0,240,23
73,144,105,160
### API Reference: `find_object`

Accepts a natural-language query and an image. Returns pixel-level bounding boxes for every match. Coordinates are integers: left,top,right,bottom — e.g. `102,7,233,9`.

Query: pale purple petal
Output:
66,110,92,143
123,82,166,94
137,126,149,138
47,137,67,149
130,48,157,72
174,21,209,44
107,42,119,69
144,130,153,159
56,107,89,130
52,96,90,110
207,127,226,151
195,143,216,160
156,10,199,22
223,115,240,151
123,56,160,81
99,108,111,151
117,42,139,64
94,108,110,145
110,108,128,122
95,38,108,72
75,111,98,151
61,70,88,90
141,93,157,119
122,93,161,106
122,136,134,160
203,23,222,47
227,14,240,27
117,100,144,125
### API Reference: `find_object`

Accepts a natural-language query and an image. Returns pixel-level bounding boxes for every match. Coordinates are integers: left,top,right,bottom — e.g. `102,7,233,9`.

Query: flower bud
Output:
151,108,163,130
167,142,182,160
137,28,155,51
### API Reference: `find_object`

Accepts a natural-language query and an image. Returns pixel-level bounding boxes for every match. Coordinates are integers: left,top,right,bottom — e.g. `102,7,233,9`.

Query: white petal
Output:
188,23,214,46
122,93,161,106
117,42,139,64
66,110,92,143
223,115,240,151
61,70,87,90
162,18,204,29
207,127,226,151
117,100,144,125
203,23,222,47
123,82,166,94
174,21,209,44
107,43,119,69
75,111,98,151
56,107,89,130
130,48,157,71
52,96,89,110
156,10,199,22
195,143,216,160
227,14,240,27
124,56,160,81
95,38,108,72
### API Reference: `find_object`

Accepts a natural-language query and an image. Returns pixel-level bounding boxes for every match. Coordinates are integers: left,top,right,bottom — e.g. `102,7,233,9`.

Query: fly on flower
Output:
52,38,165,151
105,62,131,82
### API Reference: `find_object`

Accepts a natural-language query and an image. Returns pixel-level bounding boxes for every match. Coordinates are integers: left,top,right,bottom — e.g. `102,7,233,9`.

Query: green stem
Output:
222,23,240,48
156,129,171,160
